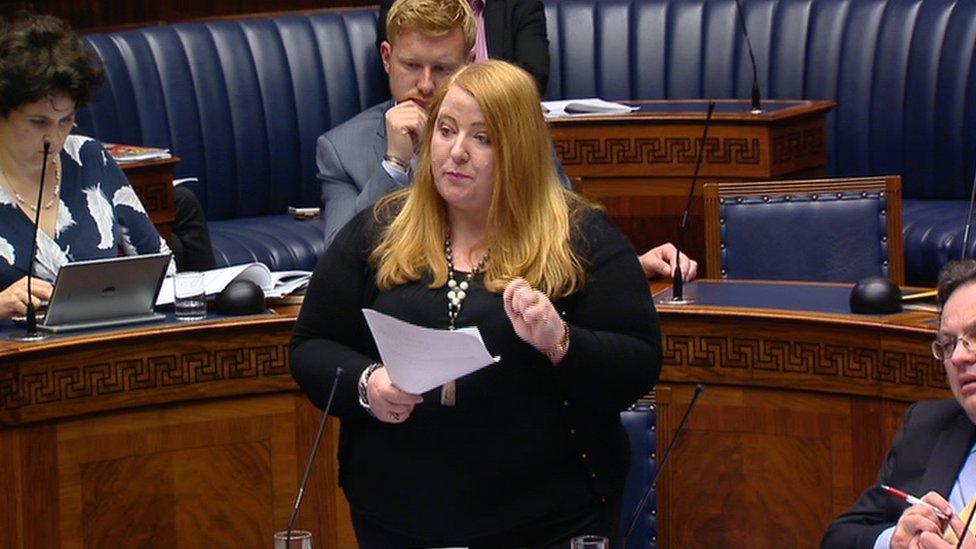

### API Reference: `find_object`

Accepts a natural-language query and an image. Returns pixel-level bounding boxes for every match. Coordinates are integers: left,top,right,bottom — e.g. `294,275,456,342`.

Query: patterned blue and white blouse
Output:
0,135,173,289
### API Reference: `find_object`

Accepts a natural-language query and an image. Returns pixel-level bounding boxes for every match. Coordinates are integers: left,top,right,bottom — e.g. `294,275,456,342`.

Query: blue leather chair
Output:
619,403,658,549
703,176,904,284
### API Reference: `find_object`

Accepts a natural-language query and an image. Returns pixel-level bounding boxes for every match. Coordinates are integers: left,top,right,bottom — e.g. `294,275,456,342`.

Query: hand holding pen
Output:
882,485,959,549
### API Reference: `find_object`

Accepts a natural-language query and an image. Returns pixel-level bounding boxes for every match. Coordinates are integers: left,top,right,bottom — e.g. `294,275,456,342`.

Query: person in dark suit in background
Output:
821,260,976,549
376,0,551,94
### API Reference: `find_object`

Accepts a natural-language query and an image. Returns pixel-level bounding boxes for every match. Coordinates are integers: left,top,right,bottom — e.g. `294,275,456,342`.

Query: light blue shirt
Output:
874,441,976,548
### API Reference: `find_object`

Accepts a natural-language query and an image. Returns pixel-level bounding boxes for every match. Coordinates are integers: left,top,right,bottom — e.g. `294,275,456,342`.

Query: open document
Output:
362,309,501,394
156,263,310,305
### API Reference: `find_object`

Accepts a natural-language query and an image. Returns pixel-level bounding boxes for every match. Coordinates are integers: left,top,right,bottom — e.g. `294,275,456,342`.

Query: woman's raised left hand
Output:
503,278,566,361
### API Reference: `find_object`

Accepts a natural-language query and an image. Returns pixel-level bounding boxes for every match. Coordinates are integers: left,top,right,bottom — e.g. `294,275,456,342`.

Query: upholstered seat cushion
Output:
209,215,325,270
902,200,973,285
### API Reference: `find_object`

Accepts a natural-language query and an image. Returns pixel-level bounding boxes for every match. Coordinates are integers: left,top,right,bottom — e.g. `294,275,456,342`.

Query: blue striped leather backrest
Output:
543,0,976,200
79,11,389,220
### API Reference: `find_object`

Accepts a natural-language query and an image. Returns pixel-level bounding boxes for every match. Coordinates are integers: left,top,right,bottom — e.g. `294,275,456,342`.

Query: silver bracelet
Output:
357,363,382,417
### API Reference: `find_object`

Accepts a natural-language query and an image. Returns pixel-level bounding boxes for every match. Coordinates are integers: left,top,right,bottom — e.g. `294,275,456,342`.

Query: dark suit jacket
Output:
821,399,976,548
376,0,551,94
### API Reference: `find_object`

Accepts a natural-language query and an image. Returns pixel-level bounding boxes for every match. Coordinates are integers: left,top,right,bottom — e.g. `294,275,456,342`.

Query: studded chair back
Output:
703,176,904,284
619,403,658,549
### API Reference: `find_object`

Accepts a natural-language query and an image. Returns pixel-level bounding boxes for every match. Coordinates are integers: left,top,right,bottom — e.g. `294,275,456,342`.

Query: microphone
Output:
961,163,976,260
284,367,343,548
669,102,716,304
11,138,52,342
622,384,706,545
733,0,763,114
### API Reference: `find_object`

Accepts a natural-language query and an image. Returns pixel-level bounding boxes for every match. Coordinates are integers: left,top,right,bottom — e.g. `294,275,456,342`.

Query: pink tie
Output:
470,0,489,62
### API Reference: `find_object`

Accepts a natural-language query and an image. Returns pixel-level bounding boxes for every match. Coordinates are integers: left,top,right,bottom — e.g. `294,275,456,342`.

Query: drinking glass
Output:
174,271,206,320
570,534,609,549
273,530,312,549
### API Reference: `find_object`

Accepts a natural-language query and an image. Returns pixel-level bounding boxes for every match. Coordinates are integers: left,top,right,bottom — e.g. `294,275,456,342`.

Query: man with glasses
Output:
822,260,976,548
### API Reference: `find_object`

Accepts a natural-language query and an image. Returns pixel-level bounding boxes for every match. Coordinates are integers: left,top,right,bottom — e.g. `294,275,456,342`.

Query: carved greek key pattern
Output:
553,137,761,166
663,334,947,389
771,128,824,164
0,344,291,412
134,182,170,213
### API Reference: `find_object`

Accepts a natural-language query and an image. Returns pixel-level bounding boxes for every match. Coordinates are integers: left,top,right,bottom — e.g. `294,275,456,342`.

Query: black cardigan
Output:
290,206,661,544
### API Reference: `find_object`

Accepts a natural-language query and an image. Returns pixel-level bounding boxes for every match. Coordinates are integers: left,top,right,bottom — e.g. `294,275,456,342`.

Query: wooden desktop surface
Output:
550,100,836,273
0,280,941,548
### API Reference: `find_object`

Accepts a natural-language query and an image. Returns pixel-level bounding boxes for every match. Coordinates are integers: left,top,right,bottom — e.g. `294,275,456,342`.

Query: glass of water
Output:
570,534,609,549
174,271,206,320
273,530,312,549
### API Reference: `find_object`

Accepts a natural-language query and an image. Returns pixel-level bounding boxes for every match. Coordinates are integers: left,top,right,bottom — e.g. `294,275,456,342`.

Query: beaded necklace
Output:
444,233,490,330
0,157,61,212
441,233,489,407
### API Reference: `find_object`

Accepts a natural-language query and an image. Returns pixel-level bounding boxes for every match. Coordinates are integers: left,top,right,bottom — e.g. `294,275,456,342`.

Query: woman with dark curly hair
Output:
0,13,174,291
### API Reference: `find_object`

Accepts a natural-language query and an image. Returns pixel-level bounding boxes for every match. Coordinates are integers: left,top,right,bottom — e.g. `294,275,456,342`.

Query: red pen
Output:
881,484,952,520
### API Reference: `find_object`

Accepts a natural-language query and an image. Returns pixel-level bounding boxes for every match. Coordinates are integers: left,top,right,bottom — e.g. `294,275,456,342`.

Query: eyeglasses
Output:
932,333,976,361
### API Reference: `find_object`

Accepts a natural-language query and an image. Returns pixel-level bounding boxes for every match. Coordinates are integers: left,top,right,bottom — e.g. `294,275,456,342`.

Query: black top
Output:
291,205,661,544
821,399,976,548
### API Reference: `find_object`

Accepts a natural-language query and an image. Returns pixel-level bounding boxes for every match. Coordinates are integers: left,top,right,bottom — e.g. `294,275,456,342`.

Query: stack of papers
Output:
104,143,173,163
542,98,638,118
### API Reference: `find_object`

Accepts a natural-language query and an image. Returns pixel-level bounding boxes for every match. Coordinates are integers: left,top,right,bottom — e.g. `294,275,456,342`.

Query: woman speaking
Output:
292,60,661,547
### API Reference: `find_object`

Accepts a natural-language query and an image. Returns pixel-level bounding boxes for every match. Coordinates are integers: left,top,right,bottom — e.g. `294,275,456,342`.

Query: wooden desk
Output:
652,280,944,548
550,100,835,270
120,157,179,242
0,310,355,548
0,279,942,548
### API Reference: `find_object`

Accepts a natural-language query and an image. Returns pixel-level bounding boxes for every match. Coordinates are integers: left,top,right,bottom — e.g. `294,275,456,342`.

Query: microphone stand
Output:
665,102,716,305
961,164,976,260
733,0,763,114
284,367,343,548
10,139,52,342
622,384,706,547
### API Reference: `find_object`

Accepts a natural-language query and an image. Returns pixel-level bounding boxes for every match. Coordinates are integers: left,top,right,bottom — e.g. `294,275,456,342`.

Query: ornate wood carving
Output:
1,344,290,414
771,127,825,165
553,137,761,167
662,334,945,389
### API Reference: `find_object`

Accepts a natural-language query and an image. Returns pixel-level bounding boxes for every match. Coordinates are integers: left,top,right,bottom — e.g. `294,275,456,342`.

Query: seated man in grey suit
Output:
316,0,697,280
821,260,976,549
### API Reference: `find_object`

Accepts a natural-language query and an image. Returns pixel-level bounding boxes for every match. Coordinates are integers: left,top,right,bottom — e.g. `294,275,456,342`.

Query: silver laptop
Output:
39,252,171,332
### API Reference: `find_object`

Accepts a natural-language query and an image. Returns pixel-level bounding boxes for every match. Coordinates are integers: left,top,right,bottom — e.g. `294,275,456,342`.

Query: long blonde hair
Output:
370,60,593,298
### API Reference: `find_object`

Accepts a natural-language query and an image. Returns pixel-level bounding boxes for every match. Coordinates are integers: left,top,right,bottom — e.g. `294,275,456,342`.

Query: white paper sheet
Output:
362,308,501,394
541,98,638,118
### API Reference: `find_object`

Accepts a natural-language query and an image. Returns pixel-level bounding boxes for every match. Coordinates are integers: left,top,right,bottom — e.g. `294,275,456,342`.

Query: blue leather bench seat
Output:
208,215,326,270
902,200,974,284
78,11,389,270
77,1,976,281
542,0,976,284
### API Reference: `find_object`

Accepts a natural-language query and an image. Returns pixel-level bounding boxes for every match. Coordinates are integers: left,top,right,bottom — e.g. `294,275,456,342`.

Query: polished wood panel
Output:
653,282,943,548
550,100,835,271
119,157,178,244
702,176,905,284
0,312,349,549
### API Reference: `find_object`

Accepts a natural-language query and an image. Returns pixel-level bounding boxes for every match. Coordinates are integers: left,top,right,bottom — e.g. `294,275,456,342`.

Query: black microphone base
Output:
659,295,696,305
8,330,48,342
750,107,763,114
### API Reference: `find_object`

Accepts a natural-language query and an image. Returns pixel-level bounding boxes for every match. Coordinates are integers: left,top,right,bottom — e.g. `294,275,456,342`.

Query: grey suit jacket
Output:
318,99,573,249
317,100,400,247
